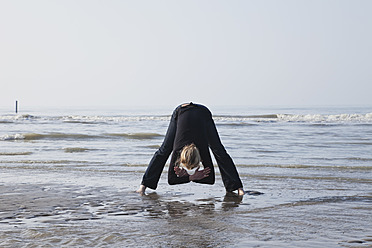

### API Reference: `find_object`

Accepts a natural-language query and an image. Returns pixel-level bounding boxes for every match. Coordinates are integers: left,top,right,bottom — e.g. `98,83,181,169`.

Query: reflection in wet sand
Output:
0,182,248,247
222,192,244,210
139,192,247,247
1,171,371,247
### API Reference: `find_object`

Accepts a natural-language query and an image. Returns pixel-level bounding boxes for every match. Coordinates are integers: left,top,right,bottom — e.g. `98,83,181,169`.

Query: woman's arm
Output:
189,167,211,181
174,166,211,182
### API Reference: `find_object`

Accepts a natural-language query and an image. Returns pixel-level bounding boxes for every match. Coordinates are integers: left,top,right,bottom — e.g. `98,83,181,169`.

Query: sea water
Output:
0,105,371,247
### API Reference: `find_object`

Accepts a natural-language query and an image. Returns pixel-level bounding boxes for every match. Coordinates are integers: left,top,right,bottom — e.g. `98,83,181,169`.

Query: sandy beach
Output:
0,169,248,247
1,167,371,248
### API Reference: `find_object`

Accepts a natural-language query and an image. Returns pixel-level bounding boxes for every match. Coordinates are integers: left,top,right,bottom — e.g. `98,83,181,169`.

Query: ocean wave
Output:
236,164,372,171
345,157,372,161
216,122,258,127
0,134,27,141
277,113,372,123
0,152,33,156
214,114,278,119
213,113,372,124
106,133,163,140
0,160,89,165
143,145,161,149
61,115,170,123
63,147,93,153
1,132,163,141
0,114,38,121
2,112,372,124
62,120,104,124
0,133,101,141
29,133,99,140
0,114,171,123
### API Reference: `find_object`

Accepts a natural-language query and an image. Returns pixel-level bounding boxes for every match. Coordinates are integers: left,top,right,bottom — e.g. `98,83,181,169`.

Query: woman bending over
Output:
137,102,245,195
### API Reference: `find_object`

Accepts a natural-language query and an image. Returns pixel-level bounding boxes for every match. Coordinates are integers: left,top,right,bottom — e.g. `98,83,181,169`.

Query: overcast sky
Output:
1,0,371,109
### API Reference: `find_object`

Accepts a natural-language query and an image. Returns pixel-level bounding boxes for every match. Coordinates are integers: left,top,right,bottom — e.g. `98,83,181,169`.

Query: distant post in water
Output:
15,100,18,114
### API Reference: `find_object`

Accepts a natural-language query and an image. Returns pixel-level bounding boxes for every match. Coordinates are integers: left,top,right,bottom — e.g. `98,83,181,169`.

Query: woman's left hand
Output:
189,167,210,181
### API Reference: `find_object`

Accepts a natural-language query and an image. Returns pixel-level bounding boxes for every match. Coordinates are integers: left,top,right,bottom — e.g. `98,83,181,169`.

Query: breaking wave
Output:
106,133,163,140
214,113,372,123
1,112,371,124
1,132,163,141
0,133,100,141
0,134,27,141
276,113,372,123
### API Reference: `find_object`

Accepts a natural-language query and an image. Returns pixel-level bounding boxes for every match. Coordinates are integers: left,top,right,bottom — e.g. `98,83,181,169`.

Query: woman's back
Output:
174,103,209,151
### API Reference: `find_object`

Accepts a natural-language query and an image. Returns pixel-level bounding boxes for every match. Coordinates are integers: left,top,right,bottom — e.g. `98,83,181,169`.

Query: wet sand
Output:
1,168,371,247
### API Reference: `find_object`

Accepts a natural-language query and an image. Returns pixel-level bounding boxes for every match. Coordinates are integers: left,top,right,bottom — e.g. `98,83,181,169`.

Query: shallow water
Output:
1,169,371,247
1,105,372,247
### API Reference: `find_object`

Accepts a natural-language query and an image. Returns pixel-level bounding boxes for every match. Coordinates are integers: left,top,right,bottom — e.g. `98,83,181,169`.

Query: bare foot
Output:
237,188,245,196
136,185,146,195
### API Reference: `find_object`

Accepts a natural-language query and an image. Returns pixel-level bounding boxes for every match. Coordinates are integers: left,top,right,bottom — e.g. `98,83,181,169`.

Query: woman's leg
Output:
206,118,243,192
140,107,179,189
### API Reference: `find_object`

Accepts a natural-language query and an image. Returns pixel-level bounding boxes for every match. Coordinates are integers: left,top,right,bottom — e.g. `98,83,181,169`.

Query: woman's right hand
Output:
174,166,189,177
189,167,210,181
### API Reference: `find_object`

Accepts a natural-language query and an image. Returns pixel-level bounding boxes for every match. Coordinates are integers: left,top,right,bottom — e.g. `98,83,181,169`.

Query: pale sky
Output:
1,0,371,108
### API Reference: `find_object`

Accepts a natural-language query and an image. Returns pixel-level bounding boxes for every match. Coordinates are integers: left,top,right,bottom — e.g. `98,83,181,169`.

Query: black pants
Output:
141,104,243,192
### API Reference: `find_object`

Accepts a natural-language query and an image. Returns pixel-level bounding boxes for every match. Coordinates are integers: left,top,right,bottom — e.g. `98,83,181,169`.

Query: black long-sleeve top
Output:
141,103,243,192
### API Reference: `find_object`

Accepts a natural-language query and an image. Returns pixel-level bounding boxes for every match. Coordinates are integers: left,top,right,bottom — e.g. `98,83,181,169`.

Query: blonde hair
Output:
179,143,201,170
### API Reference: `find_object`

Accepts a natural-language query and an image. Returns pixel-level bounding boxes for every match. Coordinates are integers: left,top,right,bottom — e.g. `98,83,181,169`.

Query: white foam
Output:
277,113,372,123
0,133,25,141
1,112,372,124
